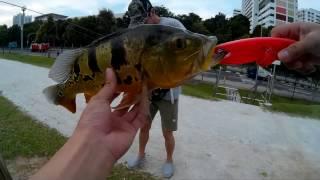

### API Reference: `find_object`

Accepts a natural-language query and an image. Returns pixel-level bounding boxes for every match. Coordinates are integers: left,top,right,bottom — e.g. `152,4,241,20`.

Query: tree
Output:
7,25,21,45
229,14,250,40
203,13,231,42
251,25,273,37
23,21,42,47
176,13,209,34
116,11,130,29
0,25,8,47
154,6,175,18
97,9,116,35
35,16,56,45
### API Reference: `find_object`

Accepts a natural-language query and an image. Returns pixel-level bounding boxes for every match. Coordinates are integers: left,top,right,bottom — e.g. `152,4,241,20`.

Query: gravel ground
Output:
1,59,320,180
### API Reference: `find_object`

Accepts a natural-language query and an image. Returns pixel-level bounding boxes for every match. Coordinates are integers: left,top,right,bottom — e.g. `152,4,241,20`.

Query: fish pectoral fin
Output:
113,92,141,111
84,93,93,103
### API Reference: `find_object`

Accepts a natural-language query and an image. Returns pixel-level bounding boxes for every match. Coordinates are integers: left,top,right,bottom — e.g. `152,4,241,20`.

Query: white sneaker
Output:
127,156,145,169
162,162,174,178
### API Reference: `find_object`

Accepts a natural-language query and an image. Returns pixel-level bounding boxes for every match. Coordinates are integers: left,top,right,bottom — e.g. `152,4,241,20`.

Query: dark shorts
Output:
149,99,178,131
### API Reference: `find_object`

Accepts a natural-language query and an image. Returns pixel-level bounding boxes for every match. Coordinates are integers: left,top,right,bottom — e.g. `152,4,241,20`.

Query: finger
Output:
278,40,312,64
114,107,130,117
284,61,303,70
131,85,150,128
271,23,302,40
121,105,139,122
132,117,146,130
296,61,317,75
93,68,117,102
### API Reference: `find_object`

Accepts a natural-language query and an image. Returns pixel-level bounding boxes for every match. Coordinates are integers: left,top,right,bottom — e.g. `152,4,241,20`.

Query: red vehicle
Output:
31,43,50,52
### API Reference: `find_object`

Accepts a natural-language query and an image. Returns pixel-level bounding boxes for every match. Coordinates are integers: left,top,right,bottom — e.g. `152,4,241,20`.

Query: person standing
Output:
127,0,186,178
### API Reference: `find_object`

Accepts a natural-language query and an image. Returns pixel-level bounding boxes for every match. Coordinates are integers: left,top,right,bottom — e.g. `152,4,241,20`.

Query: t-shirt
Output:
158,17,186,101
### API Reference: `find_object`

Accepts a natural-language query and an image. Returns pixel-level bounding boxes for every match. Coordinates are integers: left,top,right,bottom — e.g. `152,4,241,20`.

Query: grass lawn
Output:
0,96,158,179
0,52,54,68
182,81,226,100
182,81,320,119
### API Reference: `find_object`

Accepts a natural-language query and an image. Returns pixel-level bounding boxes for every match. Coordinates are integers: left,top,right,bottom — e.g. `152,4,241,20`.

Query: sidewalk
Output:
1,59,320,180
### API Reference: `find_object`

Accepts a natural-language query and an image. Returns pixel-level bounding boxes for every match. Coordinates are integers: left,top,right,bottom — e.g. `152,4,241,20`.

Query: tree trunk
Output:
0,154,12,180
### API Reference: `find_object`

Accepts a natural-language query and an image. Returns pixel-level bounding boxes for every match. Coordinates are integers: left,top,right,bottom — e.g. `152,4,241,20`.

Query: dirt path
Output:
1,59,320,180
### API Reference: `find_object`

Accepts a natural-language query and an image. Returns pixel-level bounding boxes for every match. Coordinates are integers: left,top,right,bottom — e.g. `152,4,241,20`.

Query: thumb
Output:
94,68,117,102
278,39,311,63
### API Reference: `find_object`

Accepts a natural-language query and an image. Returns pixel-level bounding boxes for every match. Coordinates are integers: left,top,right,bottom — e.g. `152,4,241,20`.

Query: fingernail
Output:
278,50,289,62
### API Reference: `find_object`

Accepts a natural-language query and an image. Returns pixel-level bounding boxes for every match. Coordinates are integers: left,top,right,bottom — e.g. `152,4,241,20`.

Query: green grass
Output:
0,96,67,159
182,81,226,100
238,88,320,119
269,104,320,119
182,81,320,119
0,96,158,179
260,171,268,177
0,52,54,68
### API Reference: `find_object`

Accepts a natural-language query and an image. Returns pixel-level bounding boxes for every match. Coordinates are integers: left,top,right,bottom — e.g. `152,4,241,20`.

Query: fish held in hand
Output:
43,24,220,113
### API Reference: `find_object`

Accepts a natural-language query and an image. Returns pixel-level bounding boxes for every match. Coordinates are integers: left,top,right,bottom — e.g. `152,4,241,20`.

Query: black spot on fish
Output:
123,75,133,85
111,38,127,70
88,47,101,73
83,75,94,81
73,60,80,77
135,64,142,72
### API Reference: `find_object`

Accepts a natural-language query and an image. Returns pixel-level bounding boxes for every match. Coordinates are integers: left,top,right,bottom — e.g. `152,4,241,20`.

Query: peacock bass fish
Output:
44,24,223,113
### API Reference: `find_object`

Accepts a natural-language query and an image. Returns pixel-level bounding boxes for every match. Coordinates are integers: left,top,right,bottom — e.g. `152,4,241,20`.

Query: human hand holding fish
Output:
32,68,149,180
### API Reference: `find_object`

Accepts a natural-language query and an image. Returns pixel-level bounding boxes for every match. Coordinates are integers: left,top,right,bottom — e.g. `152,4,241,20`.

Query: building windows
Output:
276,7,286,14
288,10,294,16
288,16,294,22
276,13,286,21
276,0,286,7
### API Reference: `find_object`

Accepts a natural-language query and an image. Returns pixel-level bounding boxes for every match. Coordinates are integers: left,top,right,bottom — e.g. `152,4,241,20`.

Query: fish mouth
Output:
203,36,217,58
197,35,218,70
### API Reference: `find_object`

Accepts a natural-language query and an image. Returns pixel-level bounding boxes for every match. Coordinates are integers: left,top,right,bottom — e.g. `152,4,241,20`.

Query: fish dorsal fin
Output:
49,49,83,83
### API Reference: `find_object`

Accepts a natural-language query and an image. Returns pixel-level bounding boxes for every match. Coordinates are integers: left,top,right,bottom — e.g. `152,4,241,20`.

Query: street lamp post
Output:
20,6,26,51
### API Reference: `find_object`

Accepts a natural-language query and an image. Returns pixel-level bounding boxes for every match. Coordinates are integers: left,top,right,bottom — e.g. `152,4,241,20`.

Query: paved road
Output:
1,59,320,180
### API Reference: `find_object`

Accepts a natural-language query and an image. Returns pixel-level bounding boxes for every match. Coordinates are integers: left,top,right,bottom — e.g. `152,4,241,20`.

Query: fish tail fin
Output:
43,85,76,113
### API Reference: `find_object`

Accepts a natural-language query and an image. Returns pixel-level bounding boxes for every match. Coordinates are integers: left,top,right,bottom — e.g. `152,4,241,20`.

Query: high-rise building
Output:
297,8,320,23
242,0,259,33
242,0,298,33
233,9,242,16
13,13,32,27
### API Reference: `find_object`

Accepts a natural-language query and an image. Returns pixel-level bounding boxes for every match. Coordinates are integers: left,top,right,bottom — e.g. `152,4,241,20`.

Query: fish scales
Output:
44,25,220,113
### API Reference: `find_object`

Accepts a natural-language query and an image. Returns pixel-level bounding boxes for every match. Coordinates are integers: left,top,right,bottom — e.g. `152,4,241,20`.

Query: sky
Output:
0,0,319,26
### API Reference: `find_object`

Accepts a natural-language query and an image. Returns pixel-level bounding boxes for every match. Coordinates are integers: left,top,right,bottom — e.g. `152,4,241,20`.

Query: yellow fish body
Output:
44,24,220,113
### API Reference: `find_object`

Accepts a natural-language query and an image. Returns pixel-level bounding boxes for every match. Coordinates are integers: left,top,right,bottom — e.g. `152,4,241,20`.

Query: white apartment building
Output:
297,8,320,23
13,13,32,27
242,0,298,33
242,0,259,32
233,9,242,16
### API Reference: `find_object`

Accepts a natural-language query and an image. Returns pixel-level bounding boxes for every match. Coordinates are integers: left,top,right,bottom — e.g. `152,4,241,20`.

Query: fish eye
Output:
175,38,187,50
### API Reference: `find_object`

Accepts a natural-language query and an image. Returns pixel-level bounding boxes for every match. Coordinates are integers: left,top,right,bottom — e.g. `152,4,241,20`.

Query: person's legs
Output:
158,99,178,178
162,129,175,162
138,120,152,158
127,101,158,169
